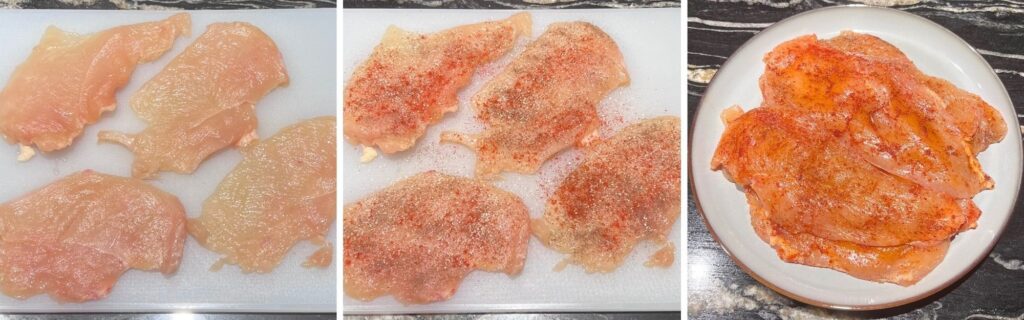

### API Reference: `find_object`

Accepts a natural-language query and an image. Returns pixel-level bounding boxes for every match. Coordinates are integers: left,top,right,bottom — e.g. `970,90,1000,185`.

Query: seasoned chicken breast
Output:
344,13,531,155
534,116,679,273
443,21,629,178
344,171,530,304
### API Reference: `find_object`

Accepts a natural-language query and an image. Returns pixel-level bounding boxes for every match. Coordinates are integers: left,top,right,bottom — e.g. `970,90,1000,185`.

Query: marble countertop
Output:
688,0,1024,318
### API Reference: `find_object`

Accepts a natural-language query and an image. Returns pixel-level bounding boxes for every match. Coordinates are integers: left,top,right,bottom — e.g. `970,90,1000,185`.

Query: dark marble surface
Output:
343,0,677,9
688,0,1024,319
0,0,335,9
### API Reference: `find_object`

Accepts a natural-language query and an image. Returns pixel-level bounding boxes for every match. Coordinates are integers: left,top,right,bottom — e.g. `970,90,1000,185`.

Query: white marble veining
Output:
707,0,804,9
966,313,1024,320
688,17,774,29
689,25,760,33
848,0,920,6
991,253,1024,271
0,0,26,8
980,49,1024,61
688,66,719,84
907,4,1024,15
690,52,730,60
996,69,1024,78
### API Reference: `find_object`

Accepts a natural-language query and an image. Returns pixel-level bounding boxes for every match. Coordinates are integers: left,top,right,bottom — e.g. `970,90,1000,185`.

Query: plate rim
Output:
688,4,1024,311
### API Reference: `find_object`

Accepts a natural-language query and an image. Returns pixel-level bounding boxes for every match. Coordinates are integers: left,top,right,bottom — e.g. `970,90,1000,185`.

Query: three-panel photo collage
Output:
0,0,1022,319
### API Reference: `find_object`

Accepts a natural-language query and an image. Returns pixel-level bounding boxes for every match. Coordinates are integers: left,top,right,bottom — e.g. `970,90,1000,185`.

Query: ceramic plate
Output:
690,6,1023,310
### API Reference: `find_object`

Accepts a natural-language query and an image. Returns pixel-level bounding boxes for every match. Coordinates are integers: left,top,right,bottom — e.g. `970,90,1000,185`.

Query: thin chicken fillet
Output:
0,14,190,156
533,116,679,273
344,171,530,304
443,21,629,178
189,117,336,273
760,32,1004,198
0,170,186,302
713,107,980,247
745,192,949,286
819,32,1007,153
344,13,531,155
100,22,288,179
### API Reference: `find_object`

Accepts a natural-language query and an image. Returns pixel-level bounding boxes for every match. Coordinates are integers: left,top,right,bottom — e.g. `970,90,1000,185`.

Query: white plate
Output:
343,8,681,314
0,9,336,312
689,6,1023,310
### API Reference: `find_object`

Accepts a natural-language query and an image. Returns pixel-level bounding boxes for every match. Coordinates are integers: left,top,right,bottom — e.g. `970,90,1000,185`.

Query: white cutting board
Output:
342,8,682,313
0,9,336,312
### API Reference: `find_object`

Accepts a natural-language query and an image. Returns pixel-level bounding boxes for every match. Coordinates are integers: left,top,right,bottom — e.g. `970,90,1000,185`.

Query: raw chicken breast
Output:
822,32,1007,153
713,107,979,247
710,32,1002,285
189,116,335,273
100,22,288,179
344,171,530,304
0,14,190,155
443,21,629,178
760,32,1003,198
0,170,186,302
344,13,531,155
745,192,948,286
533,116,680,273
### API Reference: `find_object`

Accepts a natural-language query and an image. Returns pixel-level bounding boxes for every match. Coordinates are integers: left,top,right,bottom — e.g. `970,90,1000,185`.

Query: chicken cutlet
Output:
442,21,629,179
344,13,531,155
760,32,1003,198
713,107,979,247
99,22,288,179
920,75,1007,153
344,171,530,304
188,116,335,273
0,170,186,302
711,32,1004,285
533,116,679,273
0,14,190,157
745,192,949,286
822,32,1007,154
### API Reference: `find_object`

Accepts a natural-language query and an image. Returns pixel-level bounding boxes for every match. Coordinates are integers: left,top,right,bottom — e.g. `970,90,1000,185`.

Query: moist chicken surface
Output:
534,116,680,273
0,14,189,155
443,21,629,178
99,22,289,179
344,171,530,304
0,170,186,302
189,117,336,273
344,13,531,155
712,31,1006,286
